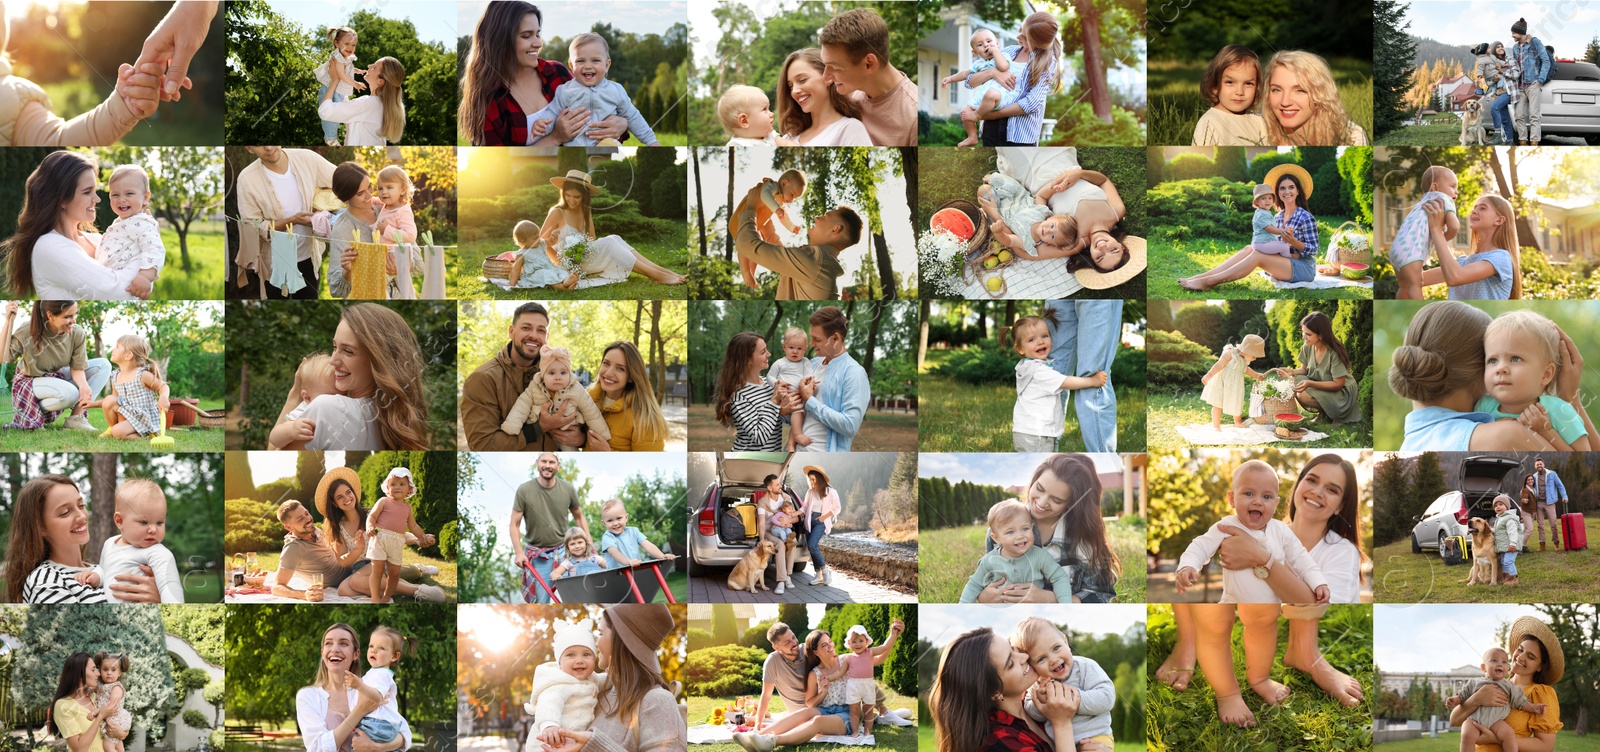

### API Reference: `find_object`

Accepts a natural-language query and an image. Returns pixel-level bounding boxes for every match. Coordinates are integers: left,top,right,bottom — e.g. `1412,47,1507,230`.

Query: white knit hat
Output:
846,624,871,642
553,619,597,658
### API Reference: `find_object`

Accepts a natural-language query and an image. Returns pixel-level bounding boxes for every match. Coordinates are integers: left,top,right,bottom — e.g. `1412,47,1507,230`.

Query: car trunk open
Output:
1460,455,1522,519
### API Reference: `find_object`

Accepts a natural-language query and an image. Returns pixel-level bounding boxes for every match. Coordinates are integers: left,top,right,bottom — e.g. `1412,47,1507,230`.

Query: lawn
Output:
248,550,458,602
1147,58,1373,146
917,518,1147,604
1372,519,1600,603
1146,604,1373,752
154,225,227,300
1377,734,1600,751
918,360,1146,453
686,404,919,452
689,690,917,752
1148,217,1374,300
448,237,689,300
1374,120,1470,146
43,79,221,146
0,399,225,452
1145,391,1372,451
918,723,1141,752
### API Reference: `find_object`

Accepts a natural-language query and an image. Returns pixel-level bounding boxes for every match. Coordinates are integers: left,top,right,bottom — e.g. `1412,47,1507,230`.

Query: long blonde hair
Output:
775,48,860,138
341,303,430,449
369,57,407,143
1471,194,1522,299
116,333,165,383
1263,50,1354,145
602,341,667,445
1019,12,1064,93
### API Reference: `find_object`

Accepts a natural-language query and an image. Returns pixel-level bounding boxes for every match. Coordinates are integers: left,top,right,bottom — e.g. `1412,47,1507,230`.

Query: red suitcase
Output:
1561,500,1587,551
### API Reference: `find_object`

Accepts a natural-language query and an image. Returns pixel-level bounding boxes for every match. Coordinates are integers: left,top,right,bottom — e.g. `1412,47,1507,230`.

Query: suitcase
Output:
1440,534,1469,565
1561,501,1587,551
727,504,760,539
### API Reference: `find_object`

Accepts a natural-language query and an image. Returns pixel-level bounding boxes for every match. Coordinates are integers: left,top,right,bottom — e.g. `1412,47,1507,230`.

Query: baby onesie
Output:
269,230,305,296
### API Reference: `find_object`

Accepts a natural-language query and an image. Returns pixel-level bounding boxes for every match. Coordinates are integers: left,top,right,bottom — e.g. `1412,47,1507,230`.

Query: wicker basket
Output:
195,409,225,429
1332,221,1372,267
482,254,515,281
929,200,999,285
1257,396,1301,426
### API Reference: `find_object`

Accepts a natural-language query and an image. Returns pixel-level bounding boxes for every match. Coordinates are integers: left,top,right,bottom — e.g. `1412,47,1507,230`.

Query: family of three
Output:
735,619,910,751
713,306,869,453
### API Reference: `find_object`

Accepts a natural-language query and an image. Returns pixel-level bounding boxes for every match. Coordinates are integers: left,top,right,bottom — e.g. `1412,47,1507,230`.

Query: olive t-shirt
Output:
278,532,353,586
514,478,581,548
8,323,88,376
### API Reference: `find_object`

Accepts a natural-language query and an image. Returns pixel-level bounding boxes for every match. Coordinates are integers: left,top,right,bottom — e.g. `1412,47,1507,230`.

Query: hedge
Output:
1147,329,1215,389
684,644,767,697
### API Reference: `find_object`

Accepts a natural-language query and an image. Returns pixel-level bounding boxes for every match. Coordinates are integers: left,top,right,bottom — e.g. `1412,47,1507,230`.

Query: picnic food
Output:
1340,262,1369,280
931,207,977,241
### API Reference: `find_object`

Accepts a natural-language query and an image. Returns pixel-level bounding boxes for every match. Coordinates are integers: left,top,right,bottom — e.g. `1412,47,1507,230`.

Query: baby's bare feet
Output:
1249,677,1291,706
1216,693,1255,728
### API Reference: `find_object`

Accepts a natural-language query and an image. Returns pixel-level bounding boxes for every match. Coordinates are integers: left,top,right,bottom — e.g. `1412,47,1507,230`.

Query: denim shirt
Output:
1514,37,1551,86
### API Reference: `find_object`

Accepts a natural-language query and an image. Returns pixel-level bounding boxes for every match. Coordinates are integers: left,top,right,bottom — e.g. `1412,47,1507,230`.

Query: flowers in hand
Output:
557,232,588,273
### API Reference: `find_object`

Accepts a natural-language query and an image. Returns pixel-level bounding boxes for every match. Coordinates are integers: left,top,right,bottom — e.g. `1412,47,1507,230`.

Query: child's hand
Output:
1509,544,1518,552
664,552,678,560
1445,695,1461,709
75,570,102,587
1526,702,1547,715
537,727,565,748
1174,567,1198,592
1085,371,1107,389
353,81,368,93
283,418,316,444
116,62,164,120
1313,585,1330,604
344,673,359,689
126,274,153,300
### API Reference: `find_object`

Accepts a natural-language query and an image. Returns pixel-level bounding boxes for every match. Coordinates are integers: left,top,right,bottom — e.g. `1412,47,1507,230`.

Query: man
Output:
1529,456,1567,550
236,146,337,299
270,501,446,602
460,302,594,450
1511,18,1551,145
732,184,860,299
819,8,916,146
1045,300,1122,452
795,307,870,452
510,453,588,602
752,620,902,731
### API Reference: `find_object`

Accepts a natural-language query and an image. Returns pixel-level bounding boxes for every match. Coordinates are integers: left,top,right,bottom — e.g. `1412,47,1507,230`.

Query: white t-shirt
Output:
1013,358,1069,438
1307,530,1361,604
766,357,813,388
98,535,184,603
301,395,380,450
361,667,408,728
1177,515,1328,603
32,231,140,300
296,686,413,752
264,165,314,262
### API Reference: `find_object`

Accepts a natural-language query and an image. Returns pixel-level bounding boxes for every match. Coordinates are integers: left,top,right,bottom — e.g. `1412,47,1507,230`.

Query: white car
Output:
1410,455,1521,552
1537,58,1600,144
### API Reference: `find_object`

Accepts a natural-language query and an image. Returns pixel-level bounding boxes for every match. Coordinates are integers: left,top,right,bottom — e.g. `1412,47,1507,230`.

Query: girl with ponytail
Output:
100,333,170,439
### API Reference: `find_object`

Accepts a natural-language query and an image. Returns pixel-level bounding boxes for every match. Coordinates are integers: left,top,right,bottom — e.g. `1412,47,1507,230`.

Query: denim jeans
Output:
32,358,112,413
1491,93,1513,140
1500,551,1519,576
1044,300,1121,452
807,513,827,570
317,84,346,143
357,717,399,743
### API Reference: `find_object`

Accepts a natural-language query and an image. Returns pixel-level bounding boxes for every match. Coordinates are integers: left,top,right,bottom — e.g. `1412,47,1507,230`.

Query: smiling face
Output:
510,311,548,363
1484,326,1555,409
1229,463,1281,531
1216,60,1260,114
514,13,544,69
115,493,168,549
44,303,79,334
846,631,872,656
1087,232,1127,271
1468,196,1507,235
748,337,771,374
569,39,611,86
284,504,318,539
337,32,357,60
597,347,630,397
330,320,375,399
771,627,800,660
1268,66,1314,132
321,626,358,676
1012,320,1051,360
83,658,100,689
542,360,572,393
107,173,148,219
786,57,830,115
1511,637,1545,679
567,535,589,558
347,176,374,211
1022,630,1074,681
385,474,415,502
809,325,846,360
563,186,587,210
1483,647,1512,680
42,482,90,560
1254,194,1276,212
1291,459,1348,528
367,633,397,668
988,634,1036,699
62,169,99,227
536,453,560,480
559,645,596,680
602,504,628,534
334,483,358,514
989,507,1035,558
1276,176,1300,208
1025,469,1073,523
375,178,406,209
596,615,615,671
819,44,870,96
1034,215,1075,248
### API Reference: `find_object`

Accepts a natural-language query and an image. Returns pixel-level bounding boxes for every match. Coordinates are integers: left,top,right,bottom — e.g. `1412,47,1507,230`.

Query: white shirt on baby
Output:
98,212,165,276
1177,515,1327,603
1013,358,1069,438
362,667,409,729
775,358,830,451
98,534,184,603
727,133,778,147
286,399,313,422
766,357,813,389
314,50,359,100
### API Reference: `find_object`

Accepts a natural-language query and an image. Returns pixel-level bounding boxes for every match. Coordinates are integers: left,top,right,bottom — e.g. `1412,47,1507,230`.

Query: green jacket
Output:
1493,510,1523,553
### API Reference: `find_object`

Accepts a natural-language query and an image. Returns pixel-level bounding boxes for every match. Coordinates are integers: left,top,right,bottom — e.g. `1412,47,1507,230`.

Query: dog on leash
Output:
1462,517,1502,586
727,540,777,594
1460,99,1490,146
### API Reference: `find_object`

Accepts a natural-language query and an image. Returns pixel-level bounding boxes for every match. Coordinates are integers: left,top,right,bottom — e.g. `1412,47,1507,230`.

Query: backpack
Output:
719,507,747,540
1533,41,1556,85
1440,534,1469,565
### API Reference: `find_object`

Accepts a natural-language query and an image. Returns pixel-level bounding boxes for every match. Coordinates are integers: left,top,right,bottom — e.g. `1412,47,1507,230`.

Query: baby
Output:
1014,618,1116,749
314,27,366,145
0,12,164,146
343,626,412,745
270,353,341,450
95,654,132,752
99,165,165,299
75,479,184,603
766,327,817,450
939,28,1012,147
373,165,418,247
549,526,608,579
525,619,607,749
1199,334,1268,431
505,220,578,290
1491,495,1524,586
1474,310,1590,450
1007,313,1107,453
767,499,798,542
599,498,678,568
734,172,808,287
366,468,437,604
499,346,611,451
1175,460,1329,604
1391,165,1461,300
1192,44,1269,146
528,33,658,147
1445,646,1546,752
960,500,1072,603
717,85,799,146
979,173,1078,261
1245,184,1293,256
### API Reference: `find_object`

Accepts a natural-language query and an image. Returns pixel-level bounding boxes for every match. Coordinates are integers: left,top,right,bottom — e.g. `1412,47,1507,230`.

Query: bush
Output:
208,729,225,750
1310,161,1345,218
1042,100,1145,146
437,520,459,559
1359,364,1374,419
930,340,1016,386
1337,147,1374,225
224,498,282,554
1247,151,1301,184
1174,304,1227,355
1147,177,1254,240
182,710,211,730
1166,152,1218,182
687,628,712,648
683,644,767,696
740,621,776,652
1110,345,1146,389
1147,329,1215,389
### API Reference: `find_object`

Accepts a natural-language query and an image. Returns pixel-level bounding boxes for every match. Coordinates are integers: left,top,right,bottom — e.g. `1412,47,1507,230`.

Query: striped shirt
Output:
728,381,784,451
23,560,111,604
995,46,1057,145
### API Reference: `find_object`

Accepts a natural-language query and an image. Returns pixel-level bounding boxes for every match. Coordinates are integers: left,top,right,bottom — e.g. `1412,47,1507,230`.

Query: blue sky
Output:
1375,604,1550,672
464,452,689,554
920,605,1146,647
269,0,462,46
1402,1,1600,56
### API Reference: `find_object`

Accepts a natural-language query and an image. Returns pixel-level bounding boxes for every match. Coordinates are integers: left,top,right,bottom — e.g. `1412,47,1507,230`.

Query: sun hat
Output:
803,465,831,487
846,624,871,642
1253,184,1274,201
1239,334,1267,359
1074,234,1147,290
550,170,595,192
552,618,598,659
314,467,362,518
1507,615,1564,684
1263,163,1314,200
601,605,676,675
383,467,413,493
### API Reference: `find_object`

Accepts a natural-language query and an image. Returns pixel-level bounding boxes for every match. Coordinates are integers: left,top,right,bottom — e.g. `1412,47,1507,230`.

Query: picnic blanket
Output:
223,568,437,603
960,256,1085,299
1259,269,1373,290
688,726,874,746
1174,422,1329,446
483,273,624,292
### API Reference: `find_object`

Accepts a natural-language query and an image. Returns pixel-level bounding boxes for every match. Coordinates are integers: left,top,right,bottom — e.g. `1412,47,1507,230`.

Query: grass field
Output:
686,404,920,452
1145,391,1371,451
1148,217,1373,300
1147,58,1373,146
1377,734,1600,751
248,550,458,602
44,79,221,146
447,238,689,300
689,690,917,752
1146,604,1373,752
1372,519,1600,602
917,518,1147,604
0,399,225,451
917,723,1142,752
154,226,227,299
1374,120,1471,146
917,367,1146,452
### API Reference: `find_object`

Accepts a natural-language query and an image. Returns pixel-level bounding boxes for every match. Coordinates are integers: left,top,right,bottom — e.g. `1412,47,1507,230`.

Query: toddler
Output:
939,28,1012,147
525,619,606,748
529,33,658,147
1193,44,1269,146
1175,460,1329,604
75,479,184,602
1199,334,1268,431
717,85,798,146
1391,165,1461,299
1445,646,1545,752
960,500,1073,603
100,165,165,298
767,499,798,542
1491,495,1523,586
314,27,366,145
95,653,132,752
821,623,903,738
599,498,678,568
344,626,412,745
98,334,169,440
549,526,608,579
1474,310,1590,450
0,12,163,145
498,346,610,451
365,468,437,604
1014,618,1116,749
270,353,341,449
980,173,1126,268
1246,184,1293,256
1006,313,1107,452
373,165,417,247
505,220,578,290
766,327,817,449
734,172,808,287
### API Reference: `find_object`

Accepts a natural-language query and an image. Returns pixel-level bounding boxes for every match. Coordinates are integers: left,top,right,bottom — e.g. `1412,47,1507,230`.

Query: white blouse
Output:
785,116,872,146
32,230,140,300
317,96,390,145
301,395,381,450
296,685,413,752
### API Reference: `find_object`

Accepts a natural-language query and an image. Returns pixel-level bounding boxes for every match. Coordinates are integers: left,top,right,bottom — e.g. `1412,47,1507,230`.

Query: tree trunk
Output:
633,300,644,346
693,149,707,256
90,453,118,561
650,300,665,397
1076,0,1113,123
872,233,895,299
976,301,988,339
1003,301,1017,328
862,302,882,378
917,299,931,369
1488,146,1541,250
764,301,785,344
725,148,735,261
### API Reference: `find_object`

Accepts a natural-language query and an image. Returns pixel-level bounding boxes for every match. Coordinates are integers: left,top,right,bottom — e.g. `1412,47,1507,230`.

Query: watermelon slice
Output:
931,207,976,241
1341,262,1369,280
1275,413,1305,430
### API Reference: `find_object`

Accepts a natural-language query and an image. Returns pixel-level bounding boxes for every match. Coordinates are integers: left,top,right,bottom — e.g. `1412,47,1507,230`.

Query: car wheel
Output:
1412,533,1422,553
686,553,705,577
1439,531,1447,553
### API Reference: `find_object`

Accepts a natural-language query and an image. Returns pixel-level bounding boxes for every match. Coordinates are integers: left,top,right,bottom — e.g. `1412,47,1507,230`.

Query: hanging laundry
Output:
268,229,304,297
422,244,447,299
348,240,389,299
393,242,416,300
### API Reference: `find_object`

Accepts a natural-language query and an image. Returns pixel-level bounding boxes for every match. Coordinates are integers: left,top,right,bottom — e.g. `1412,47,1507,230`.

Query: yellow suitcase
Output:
729,503,759,538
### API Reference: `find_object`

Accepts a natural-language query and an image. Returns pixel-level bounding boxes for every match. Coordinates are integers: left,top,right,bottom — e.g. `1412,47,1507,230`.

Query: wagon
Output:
522,558,678,604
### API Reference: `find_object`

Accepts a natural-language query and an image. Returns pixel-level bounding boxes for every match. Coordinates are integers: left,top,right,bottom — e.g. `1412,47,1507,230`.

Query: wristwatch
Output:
1253,560,1272,580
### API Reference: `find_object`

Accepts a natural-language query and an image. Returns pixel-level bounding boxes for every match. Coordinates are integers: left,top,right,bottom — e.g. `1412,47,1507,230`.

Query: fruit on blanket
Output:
998,251,1012,263
1274,413,1306,430
1341,262,1369,279
983,256,998,269
931,207,976,241
986,276,1003,292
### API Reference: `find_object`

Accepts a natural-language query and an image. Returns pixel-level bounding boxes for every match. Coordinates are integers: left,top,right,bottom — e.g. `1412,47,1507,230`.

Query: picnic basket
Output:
1331,221,1372,267
482,253,515,281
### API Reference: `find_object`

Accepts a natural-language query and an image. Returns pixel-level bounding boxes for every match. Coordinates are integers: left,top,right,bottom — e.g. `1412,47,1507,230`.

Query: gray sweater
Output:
1023,656,1116,742
579,686,684,752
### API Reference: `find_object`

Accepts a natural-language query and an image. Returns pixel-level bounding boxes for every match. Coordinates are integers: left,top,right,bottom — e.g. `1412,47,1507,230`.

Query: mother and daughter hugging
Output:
297,623,422,752
1191,44,1367,146
48,652,141,752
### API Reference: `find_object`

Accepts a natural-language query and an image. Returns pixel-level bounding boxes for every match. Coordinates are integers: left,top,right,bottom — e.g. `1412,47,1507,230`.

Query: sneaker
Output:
751,734,777,752
775,582,786,595
64,414,95,431
416,565,442,576
413,584,447,602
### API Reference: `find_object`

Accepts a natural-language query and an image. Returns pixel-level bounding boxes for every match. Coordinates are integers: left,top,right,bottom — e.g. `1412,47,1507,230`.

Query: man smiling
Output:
461,302,591,450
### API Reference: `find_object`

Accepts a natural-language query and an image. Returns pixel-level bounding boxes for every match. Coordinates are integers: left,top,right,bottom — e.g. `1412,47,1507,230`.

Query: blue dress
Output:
513,244,571,288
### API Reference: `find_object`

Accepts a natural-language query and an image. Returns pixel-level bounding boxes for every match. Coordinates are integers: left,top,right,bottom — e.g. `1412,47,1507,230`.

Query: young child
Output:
767,499,798,543
525,619,606,748
269,353,341,450
100,165,165,298
528,33,658,147
505,220,579,290
74,479,184,602
766,327,816,450
372,165,418,247
343,626,413,745
314,27,366,145
821,624,903,738
1175,460,1330,604
598,498,678,568
733,172,808,287
1193,44,1269,146
979,173,1079,261
1391,165,1461,299
1006,313,1107,452
95,653,132,752
98,334,169,440
717,85,799,146
1199,334,1268,431
365,468,437,604
1491,495,1524,586
960,500,1073,603
498,346,610,451
939,28,1012,147
1445,646,1546,752
1474,310,1591,450
549,526,608,579
0,12,163,146
1245,184,1293,256
1014,618,1116,750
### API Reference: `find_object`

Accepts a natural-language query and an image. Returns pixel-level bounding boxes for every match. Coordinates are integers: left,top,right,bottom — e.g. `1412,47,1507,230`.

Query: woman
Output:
272,303,431,451
1271,311,1361,424
325,162,423,300
731,631,863,749
50,652,118,752
1262,50,1368,146
713,332,793,451
1487,42,1516,144
542,171,686,287
1155,455,1367,708
775,49,870,146
977,454,1120,604
317,57,406,146
964,12,1063,147
296,624,410,752
316,467,439,584
458,1,629,146
1449,616,1563,752
1516,475,1541,549
800,466,840,587
1418,195,1522,300
1180,164,1318,290
587,341,668,451
0,301,111,431
3,151,147,300
4,475,161,603
538,605,684,752
928,627,1110,752
978,166,1136,277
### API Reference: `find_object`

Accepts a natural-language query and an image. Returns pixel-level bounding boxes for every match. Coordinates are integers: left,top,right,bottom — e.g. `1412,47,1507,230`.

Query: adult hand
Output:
384,251,397,276
77,385,94,411
349,729,389,752
797,377,817,402
540,728,592,752
1214,524,1271,570
115,63,164,119
341,247,359,273
993,68,1017,90
1422,198,1448,230
585,430,612,451
539,400,574,430
1293,380,1310,394
513,548,529,568
548,423,587,447
1034,679,1077,723
1554,322,1583,403
546,107,591,143
976,576,1028,603
1468,682,1510,708
108,565,161,603
1076,740,1114,752
305,582,325,602
586,114,628,141
134,1,216,102
4,301,16,318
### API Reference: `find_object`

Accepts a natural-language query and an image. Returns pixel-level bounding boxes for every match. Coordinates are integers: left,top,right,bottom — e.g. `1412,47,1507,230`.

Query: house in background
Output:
1376,171,1600,263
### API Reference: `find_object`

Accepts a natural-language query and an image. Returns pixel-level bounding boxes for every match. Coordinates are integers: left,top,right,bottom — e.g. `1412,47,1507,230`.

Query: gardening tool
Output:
150,414,175,449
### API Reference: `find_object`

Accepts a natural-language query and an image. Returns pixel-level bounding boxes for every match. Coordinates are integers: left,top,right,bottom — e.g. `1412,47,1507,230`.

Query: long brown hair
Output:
1018,12,1063,93
1299,311,1351,371
713,332,765,427
550,184,595,238
775,48,860,138
1029,454,1122,582
4,474,82,603
341,303,430,449
807,469,830,498
310,623,361,692
368,57,407,143
602,341,667,445
47,652,95,736
930,628,1002,752
28,301,78,355
4,151,99,297
594,611,670,731
803,629,833,674
1287,454,1367,562
460,1,543,145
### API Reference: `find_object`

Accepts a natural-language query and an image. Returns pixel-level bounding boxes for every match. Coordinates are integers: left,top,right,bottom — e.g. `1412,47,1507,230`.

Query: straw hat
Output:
550,170,595,193
802,465,831,487
314,467,362,519
1507,615,1564,684
601,605,676,675
1263,163,1314,200
1074,234,1147,290
1239,334,1267,359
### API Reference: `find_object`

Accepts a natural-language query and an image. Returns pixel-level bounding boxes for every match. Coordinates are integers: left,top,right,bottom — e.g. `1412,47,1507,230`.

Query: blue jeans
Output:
31,358,112,413
1491,93,1513,140
807,513,827,570
317,84,345,142
1044,300,1121,452
521,545,559,603
1500,551,1519,576
357,717,399,743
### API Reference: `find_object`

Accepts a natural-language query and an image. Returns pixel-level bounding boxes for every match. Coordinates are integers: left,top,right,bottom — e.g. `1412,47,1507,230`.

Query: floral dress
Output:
98,681,131,734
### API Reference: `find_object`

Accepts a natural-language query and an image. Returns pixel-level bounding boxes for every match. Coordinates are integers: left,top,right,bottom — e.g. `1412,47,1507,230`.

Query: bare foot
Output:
1287,655,1363,707
1249,677,1291,706
1216,693,1256,728
794,433,813,447
956,136,979,147
1155,662,1195,692
1212,422,1223,432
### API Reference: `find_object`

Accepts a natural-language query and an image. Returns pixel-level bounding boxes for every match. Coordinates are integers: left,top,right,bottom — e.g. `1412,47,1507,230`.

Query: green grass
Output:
154,226,226,300
1147,58,1373,146
686,404,920,452
688,691,918,752
917,370,1146,452
1372,519,1600,602
1374,120,1471,146
652,133,689,147
918,723,1141,752
0,399,224,451
447,237,689,300
1377,735,1600,751
249,550,458,602
41,79,221,146
1146,604,1373,752
1145,390,1372,451
1148,217,1373,300
916,518,1147,604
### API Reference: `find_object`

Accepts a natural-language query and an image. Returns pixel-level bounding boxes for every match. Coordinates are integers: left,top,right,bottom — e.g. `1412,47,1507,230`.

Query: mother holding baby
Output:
964,12,1064,148
975,454,1121,604
929,627,1113,752
1416,195,1522,300
325,162,424,300
1448,615,1564,752
1179,163,1319,290
713,332,795,452
3,150,151,300
533,605,685,752
317,56,406,146
296,623,412,752
4,474,164,604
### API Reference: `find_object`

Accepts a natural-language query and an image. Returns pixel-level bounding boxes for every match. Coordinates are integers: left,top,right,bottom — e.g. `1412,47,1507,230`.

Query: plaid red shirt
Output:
983,709,1051,752
480,59,573,146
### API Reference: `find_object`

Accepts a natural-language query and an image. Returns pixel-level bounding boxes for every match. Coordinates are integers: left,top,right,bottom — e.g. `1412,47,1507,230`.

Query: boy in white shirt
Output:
76,479,184,602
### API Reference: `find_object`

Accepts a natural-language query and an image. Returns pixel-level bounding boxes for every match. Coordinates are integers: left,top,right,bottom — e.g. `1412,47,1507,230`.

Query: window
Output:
949,66,959,106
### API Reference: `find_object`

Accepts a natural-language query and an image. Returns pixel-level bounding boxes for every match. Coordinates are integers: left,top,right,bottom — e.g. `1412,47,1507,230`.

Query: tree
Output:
693,149,708,255
711,604,738,647
1413,453,1449,519
1372,454,1413,546
1073,0,1112,123
13,605,177,733
778,604,809,640
1487,147,1542,251
89,454,117,558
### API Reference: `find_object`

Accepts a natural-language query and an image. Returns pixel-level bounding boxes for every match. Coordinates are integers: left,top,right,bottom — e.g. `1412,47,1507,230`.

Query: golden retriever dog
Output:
727,540,777,594
1460,100,1489,146
1462,517,1502,586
